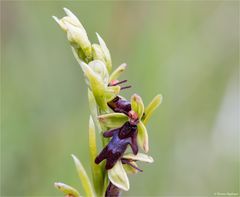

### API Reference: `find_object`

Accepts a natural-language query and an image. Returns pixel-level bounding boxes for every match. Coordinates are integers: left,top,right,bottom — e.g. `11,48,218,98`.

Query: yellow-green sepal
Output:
142,94,162,125
137,121,149,153
98,113,128,128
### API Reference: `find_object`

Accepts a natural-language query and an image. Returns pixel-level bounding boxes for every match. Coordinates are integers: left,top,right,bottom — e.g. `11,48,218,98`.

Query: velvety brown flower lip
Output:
95,121,138,170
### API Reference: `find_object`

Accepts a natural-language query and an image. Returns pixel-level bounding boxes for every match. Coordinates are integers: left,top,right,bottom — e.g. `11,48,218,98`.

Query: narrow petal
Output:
122,153,154,163
108,160,130,191
71,155,96,197
98,113,128,128
137,121,149,153
131,94,144,119
122,161,139,174
54,182,80,197
142,94,163,125
109,63,127,82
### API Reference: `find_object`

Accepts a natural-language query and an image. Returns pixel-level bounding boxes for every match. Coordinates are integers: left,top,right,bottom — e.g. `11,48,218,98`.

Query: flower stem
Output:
105,182,121,197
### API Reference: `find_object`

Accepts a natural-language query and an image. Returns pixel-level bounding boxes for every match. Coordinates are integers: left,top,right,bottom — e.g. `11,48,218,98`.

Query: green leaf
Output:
96,32,112,72
71,155,95,197
54,182,80,197
88,116,104,196
122,153,154,163
137,121,149,153
98,113,128,128
131,94,144,119
108,160,130,191
109,63,127,82
142,94,162,125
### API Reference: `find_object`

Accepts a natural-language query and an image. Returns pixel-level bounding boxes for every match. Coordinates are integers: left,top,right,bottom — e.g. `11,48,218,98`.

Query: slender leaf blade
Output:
71,154,95,197
88,116,104,196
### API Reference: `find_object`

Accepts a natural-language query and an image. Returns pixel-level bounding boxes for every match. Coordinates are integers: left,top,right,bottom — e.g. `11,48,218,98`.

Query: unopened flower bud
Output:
92,44,106,64
53,8,92,59
96,33,112,72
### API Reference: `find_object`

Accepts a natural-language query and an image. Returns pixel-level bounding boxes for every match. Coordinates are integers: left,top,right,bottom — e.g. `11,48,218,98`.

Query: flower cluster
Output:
53,8,162,197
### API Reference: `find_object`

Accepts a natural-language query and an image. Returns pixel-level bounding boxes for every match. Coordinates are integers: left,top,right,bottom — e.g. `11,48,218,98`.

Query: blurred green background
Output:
1,1,239,196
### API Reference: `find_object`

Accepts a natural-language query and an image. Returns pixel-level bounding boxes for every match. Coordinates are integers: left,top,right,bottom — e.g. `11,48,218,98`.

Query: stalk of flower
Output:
53,8,162,197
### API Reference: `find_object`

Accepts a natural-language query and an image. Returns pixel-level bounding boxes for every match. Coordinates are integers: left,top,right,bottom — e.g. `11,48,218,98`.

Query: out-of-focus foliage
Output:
1,1,239,196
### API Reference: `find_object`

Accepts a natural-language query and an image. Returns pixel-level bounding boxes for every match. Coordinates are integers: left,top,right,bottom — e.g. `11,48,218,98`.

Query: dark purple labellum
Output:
95,121,138,170
107,96,132,116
